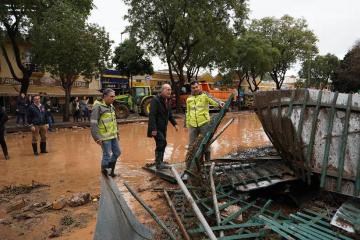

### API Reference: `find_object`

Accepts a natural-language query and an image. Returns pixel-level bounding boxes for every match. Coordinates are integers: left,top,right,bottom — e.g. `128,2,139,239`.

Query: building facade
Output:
0,42,101,113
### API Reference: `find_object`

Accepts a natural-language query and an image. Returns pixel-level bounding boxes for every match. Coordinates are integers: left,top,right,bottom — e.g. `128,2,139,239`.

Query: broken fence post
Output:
210,162,224,237
163,190,191,240
209,118,234,146
170,166,217,240
123,182,176,240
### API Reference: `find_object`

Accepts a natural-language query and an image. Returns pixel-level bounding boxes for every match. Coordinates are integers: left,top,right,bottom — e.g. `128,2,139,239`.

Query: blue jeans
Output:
101,138,121,168
47,114,55,129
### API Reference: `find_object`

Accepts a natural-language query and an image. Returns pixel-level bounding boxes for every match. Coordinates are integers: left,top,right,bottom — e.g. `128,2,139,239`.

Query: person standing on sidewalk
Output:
80,96,90,122
27,95,49,155
186,81,224,161
72,97,81,122
45,98,55,132
0,106,9,160
147,84,178,170
90,88,120,177
16,92,27,126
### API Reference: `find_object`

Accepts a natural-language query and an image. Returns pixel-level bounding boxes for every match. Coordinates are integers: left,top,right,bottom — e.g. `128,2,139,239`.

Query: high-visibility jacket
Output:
90,100,118,141
186,92,220,128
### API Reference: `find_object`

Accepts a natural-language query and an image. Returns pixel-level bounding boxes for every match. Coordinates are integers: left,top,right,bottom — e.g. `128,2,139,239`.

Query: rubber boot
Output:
155,151,169,170
101,164,109,177
32,143,39,156
204,150,211,161
109,161,117,177
40,142,48,153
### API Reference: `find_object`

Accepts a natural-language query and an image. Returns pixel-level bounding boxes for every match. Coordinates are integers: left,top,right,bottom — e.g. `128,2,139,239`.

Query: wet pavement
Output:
0,111,270,238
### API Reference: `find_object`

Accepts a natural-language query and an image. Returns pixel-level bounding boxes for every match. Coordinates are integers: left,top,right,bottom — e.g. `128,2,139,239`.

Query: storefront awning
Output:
0,85,102,97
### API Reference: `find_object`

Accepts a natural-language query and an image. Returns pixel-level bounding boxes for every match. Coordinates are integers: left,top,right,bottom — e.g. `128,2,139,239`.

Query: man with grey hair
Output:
147,84,178,169
91,88,121,177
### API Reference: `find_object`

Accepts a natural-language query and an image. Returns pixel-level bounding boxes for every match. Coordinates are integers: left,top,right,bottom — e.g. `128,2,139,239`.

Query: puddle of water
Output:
0,111,270,217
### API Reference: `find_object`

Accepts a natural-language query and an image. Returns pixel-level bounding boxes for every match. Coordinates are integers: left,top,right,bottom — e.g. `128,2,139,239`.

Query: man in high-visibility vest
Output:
91,88,120,177
186,81,224,161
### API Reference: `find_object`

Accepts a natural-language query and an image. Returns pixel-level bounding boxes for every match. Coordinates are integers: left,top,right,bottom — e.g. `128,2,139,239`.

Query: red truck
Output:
172,82,235,110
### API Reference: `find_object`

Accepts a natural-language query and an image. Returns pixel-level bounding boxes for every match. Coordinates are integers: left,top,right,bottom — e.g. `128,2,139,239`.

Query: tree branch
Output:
0,43,21,82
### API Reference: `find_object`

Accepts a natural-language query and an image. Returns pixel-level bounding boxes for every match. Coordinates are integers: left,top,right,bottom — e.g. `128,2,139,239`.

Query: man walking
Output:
0,106,9,160
147,84,178,170
27,95,49,155
186,81,224,161
90,88,120,177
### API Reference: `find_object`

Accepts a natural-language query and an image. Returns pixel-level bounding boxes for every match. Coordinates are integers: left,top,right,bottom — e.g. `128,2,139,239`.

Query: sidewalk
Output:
5,113,184,133
5,113,151,133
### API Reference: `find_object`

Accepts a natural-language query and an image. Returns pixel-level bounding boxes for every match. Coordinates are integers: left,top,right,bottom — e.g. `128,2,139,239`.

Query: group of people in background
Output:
72,96,90,122
0,93,92,160
15,93,56,132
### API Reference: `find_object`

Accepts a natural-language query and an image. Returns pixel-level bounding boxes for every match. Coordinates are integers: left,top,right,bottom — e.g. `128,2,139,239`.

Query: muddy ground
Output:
0,111,270,239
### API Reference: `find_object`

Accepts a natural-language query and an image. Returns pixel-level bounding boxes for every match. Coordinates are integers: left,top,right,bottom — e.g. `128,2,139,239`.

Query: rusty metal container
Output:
255,89,360,198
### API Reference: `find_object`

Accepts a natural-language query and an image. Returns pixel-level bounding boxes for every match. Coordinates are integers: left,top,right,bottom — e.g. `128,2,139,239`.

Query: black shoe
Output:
40,142,48,153
108,162,117,177
32,143,39,156
156,163,170,170
101,168,109,177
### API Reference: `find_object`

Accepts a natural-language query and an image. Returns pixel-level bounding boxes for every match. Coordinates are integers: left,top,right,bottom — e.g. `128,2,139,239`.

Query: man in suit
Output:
147,84,178,169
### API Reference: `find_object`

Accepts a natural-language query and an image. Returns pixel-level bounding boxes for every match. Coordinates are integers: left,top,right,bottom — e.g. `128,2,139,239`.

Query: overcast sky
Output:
89,0,360,75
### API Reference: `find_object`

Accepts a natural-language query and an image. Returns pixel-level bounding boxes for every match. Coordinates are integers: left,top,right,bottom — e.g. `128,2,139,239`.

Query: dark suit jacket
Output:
147,95,177,137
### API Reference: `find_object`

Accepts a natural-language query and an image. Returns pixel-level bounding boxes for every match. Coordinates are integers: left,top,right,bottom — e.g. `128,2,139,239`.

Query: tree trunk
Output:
166,58,181,111
1,26,33,94
63,87,72,122
61,75,74,122
20,80,30,95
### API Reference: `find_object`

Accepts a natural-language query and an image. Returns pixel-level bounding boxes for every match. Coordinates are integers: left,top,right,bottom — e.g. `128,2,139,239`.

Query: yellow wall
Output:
0,42,99,91
0,42,32,79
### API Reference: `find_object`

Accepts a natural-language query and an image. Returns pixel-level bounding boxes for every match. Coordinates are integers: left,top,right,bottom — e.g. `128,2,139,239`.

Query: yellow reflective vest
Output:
90,100,118,141
186,92,220,128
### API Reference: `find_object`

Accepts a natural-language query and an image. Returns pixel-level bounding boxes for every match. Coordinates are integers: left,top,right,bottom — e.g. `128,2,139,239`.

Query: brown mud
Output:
0,111,270,239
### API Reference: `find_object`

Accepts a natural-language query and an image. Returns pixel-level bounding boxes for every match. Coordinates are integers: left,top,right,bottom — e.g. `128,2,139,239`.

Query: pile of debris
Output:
96,93,360,239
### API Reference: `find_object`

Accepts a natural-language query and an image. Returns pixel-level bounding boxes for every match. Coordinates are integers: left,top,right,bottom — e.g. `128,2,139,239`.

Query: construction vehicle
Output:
100,70,153,119
173,81,236,110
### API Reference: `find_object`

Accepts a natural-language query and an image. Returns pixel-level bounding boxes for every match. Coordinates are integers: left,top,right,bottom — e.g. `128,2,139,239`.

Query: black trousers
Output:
154,131,167,153
0,129,8,157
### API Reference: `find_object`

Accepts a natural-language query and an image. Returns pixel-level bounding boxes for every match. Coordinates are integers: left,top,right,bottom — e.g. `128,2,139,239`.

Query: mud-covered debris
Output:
222,145,277,160
68,192,91,207
22,201,47,212
0,181,49,196
137,186,152,192
6,198,27,213
0,218,12,225
91,194,100,202
61,215,75,226
49,225,62,238
52,197,67,210
34,202,52,214
223,204,243,222
13,213,35,220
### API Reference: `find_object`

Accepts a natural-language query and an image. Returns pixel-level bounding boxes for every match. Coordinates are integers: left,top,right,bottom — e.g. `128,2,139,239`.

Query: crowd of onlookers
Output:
0,94,93,160
71,96,91,122
14,94,91,128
